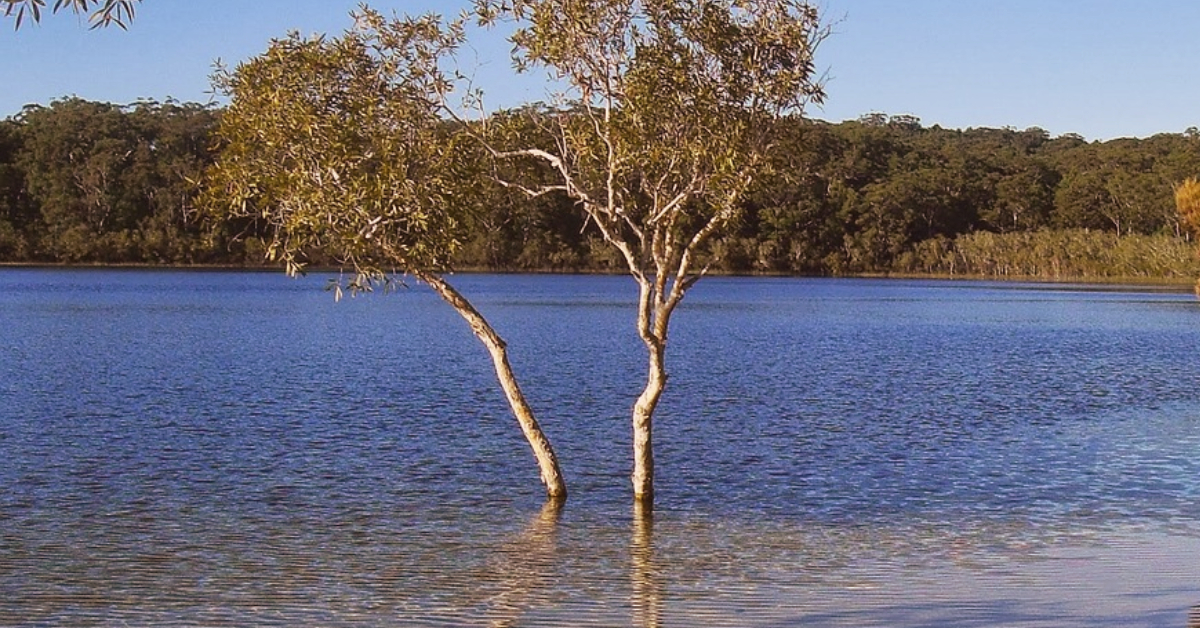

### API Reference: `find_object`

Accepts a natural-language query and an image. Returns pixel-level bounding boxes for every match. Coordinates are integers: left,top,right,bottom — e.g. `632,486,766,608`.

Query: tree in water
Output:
200,10,568,501
473,0,829,506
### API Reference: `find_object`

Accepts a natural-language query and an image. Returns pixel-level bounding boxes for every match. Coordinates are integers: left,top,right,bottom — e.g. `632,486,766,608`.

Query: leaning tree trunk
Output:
416,270,567,501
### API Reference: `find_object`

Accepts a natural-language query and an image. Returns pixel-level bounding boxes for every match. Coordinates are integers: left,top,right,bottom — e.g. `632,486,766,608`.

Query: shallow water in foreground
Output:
2,270,1200,626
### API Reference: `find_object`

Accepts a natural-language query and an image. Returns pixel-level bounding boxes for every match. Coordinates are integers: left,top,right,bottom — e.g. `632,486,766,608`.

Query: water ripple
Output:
3,272,1200,626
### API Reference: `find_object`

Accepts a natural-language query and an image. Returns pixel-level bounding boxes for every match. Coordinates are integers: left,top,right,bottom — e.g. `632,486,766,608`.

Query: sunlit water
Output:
3,270,1200,626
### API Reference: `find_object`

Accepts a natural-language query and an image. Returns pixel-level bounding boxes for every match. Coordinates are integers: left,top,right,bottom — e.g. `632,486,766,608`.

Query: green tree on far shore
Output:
15,98,218,263
1176,177,1200,294
1175,177,1200,236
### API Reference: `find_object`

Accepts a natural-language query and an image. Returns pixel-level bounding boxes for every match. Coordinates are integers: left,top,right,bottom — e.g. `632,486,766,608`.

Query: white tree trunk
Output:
631,341,665,505
417,271,568,500
631,274,671,505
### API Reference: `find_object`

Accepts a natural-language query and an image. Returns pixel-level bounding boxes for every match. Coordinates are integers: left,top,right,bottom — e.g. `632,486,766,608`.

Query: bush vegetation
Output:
2,100,1199,280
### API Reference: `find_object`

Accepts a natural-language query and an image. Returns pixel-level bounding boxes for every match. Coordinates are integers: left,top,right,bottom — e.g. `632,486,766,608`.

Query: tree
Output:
3,0,139,29
15,98,217,263
200,10,568,500
0,119,32,257
1177,177,1200,238
474,0,828,505
987,162,1056,232
125,99,223,264
19,98,153,261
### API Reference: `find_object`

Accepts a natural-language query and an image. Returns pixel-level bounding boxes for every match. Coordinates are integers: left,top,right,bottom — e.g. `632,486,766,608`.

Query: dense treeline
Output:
0,98,262,264
728,114,1200,278
2,99,1198,278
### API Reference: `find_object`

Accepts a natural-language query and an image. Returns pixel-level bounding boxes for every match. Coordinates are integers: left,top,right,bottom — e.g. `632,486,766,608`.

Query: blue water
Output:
2,269,1200,626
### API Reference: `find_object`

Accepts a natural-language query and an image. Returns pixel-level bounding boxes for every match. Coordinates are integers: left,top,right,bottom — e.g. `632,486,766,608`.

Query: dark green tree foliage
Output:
2,99,1199,277
741,116,1200,275
10,98,221,264
0,120,33,257
1048,136,1189,237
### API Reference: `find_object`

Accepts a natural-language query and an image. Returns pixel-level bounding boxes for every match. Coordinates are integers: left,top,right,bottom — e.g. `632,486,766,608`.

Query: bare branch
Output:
493,177,568,199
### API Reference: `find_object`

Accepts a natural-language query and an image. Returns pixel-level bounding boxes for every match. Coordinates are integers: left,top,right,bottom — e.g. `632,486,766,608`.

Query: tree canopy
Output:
474,0,829,504
2,98,220,263
200,8,568,500
202,11,471,286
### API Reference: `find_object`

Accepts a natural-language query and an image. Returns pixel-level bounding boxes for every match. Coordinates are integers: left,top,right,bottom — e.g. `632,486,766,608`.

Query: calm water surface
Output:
3,269,1200,626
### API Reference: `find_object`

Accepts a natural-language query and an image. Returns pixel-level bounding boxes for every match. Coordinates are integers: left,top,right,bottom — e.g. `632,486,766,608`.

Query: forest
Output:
2,97,1199,280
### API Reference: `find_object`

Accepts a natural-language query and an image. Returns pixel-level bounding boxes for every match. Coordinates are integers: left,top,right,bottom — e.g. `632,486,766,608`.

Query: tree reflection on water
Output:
476,499,563,627
478,499,666,628
632,500,663,628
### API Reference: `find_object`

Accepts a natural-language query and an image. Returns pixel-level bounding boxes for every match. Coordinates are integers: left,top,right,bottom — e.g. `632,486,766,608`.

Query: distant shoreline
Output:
2,261,1194,291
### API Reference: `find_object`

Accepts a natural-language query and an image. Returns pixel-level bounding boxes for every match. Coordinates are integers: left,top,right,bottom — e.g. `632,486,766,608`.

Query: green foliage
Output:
474,0,832,501
0,91,1194,279
4,95,1200,279
477,0,828,287
451,106,593,271
0,119,32,258
198,11,576,499
12,97,219,263
201,9,476,287
2,0,139,29
744,118,1200,276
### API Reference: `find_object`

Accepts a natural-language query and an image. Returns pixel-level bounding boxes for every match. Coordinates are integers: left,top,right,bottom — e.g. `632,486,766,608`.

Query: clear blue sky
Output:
3,0,1198,141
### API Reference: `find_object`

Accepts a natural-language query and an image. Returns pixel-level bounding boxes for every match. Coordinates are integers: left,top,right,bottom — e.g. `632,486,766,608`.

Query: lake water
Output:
3,269,1200,627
